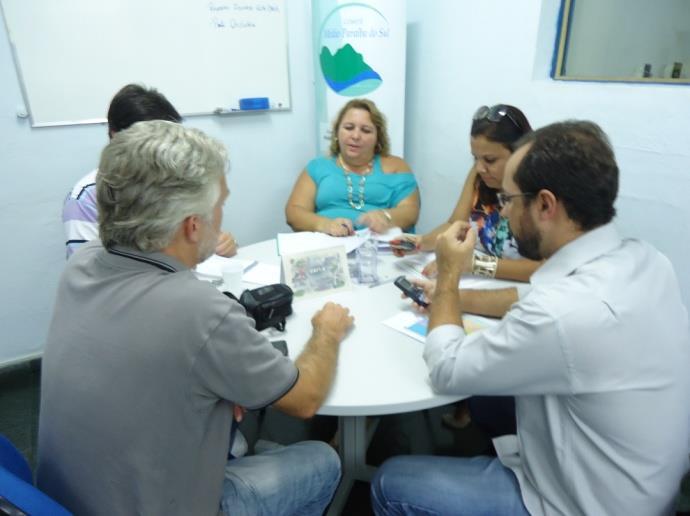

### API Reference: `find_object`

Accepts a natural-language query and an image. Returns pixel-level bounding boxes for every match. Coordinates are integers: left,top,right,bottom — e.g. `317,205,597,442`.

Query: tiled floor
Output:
2,361,688,514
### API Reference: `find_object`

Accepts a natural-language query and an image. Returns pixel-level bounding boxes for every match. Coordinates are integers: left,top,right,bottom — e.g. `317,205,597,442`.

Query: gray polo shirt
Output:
37,242,298,515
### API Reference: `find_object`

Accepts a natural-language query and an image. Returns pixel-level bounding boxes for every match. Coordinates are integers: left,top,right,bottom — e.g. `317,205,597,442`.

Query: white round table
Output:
233,239,509,514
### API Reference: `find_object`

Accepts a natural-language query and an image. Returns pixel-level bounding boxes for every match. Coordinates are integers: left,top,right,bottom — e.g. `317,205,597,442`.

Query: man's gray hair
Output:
97,120,227,251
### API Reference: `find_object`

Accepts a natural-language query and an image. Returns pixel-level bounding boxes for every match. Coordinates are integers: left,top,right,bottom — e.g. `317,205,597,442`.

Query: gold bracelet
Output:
472,253,498,278
382,209,393,223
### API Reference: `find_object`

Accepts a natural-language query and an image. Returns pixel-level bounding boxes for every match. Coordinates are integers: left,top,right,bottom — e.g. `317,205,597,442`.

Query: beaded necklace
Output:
338,154,373,210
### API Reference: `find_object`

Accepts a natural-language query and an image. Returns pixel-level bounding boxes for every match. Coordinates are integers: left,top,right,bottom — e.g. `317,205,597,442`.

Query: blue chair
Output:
0,434,71,515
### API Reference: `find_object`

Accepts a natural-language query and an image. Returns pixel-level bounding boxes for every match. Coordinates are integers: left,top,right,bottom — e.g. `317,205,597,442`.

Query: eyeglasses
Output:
473,105,521,131
496,191,535,208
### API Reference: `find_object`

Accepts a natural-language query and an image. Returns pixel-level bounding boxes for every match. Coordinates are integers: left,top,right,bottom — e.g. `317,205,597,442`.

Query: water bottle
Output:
356,239,378,284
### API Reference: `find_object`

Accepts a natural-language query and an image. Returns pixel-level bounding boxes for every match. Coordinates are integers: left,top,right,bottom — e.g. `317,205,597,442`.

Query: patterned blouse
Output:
469,188,521,259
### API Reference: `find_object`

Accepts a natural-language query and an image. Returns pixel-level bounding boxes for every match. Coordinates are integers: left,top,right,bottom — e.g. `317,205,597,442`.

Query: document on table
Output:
282,246,352,299
277,227,404,256
243,262,281,285
194,254,257,282
382,311,496,343
356,227,404,251
392,252,435,279
277,232,366,255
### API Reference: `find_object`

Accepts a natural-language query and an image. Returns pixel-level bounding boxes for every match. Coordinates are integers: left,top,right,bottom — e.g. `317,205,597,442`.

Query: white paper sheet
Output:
243,262,281,285
277,227,405,256
382,310,497,342
194,255,256,281
277,232,366,255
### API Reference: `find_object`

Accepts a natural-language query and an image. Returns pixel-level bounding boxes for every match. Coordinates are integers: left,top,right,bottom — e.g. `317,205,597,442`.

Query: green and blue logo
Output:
318,4,388,96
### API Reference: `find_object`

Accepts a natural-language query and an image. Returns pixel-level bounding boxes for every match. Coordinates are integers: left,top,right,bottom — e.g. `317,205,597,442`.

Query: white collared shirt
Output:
426,223,690,516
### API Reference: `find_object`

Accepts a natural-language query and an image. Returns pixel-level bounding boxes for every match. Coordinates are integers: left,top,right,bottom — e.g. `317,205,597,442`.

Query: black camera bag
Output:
224,284,293,332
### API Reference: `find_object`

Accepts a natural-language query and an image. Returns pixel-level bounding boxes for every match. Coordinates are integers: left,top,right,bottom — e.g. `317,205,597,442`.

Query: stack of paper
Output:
277,228,405,256
277,232,365,255
194,255,256,283
243,262,281,285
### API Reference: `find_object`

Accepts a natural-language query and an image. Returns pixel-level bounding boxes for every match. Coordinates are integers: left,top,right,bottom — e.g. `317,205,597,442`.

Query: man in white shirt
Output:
371,121,690,515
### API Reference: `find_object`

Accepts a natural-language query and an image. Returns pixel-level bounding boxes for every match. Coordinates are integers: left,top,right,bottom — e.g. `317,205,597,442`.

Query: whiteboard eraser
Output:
239,97,269,110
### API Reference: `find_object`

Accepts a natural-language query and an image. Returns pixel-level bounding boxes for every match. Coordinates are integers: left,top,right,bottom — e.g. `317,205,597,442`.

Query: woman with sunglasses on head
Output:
395,104,541,282
396,105,541,435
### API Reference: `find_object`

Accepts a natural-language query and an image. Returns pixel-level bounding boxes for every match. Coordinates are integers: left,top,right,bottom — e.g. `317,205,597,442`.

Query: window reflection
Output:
553,0,690,83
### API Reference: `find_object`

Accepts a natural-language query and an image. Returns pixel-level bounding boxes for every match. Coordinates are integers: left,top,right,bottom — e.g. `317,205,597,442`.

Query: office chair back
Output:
0,434,72,515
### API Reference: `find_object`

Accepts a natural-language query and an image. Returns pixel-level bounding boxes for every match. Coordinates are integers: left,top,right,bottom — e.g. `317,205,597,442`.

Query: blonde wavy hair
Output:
329,98,390,157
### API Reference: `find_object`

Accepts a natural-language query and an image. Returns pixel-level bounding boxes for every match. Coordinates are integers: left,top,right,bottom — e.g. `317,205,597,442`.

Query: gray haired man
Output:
38,121,353,515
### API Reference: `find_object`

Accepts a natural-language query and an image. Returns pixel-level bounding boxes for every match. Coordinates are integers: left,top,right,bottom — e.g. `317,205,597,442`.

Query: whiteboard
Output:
0,0,291,126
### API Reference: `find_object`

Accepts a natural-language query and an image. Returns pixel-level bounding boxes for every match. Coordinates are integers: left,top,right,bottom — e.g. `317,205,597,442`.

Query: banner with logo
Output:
312,0,406,156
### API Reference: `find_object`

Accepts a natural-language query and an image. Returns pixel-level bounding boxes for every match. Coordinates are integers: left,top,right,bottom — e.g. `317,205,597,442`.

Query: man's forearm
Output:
288,330,339,416
459,287,519,318
429,272,463,331
429,281,519,332
297,331,339,392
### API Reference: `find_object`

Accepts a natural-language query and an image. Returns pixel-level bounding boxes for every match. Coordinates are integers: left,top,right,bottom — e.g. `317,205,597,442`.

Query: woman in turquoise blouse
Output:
285,99,420,236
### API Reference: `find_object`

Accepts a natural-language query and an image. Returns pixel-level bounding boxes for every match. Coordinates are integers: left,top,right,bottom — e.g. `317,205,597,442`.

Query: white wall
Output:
405,0,690,307
0,0,316,366
2,0,689,365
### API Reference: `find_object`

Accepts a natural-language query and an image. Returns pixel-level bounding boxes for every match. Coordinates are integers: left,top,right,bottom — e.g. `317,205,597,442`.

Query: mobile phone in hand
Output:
389,239,417,252
271,340,288,356
393,276,429,308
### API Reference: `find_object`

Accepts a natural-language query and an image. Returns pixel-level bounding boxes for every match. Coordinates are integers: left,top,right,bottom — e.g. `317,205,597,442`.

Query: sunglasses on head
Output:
473,104,521,131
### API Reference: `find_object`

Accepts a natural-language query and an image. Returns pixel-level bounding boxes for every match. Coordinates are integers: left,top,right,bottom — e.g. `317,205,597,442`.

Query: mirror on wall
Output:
552,0,690,84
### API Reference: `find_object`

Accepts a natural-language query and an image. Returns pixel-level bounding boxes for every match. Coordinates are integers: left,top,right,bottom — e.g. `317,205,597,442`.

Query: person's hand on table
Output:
390,234,421,257
358,210,392,234
323,218,354,237
215,232,238,257
312,302,354,343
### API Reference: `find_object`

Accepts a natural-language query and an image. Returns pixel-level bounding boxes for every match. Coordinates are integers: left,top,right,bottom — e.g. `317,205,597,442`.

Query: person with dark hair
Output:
62,83,238,258
396,104,540,282
285,98,420,235
397,104,540,433
105,83,182,135
371,121,690,516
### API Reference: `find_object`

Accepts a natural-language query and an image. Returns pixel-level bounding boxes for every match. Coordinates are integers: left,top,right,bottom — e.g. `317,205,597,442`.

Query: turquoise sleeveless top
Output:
306,155,418,230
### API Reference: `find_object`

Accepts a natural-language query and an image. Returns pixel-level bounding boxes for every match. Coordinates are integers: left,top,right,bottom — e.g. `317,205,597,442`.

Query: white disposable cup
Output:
222,262,244,295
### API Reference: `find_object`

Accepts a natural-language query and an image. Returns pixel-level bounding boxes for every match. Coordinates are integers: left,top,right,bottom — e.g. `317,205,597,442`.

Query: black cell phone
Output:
394,275,429,308
389,239,417,251
271,340,288,356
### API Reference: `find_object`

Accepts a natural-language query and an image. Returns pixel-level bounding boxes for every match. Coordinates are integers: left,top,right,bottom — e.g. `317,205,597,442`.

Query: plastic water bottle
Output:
356,239,378,284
